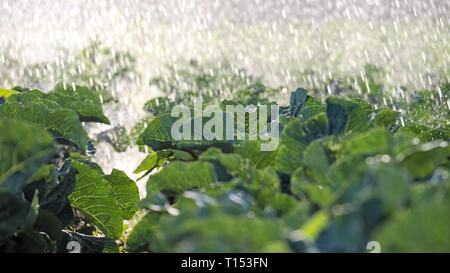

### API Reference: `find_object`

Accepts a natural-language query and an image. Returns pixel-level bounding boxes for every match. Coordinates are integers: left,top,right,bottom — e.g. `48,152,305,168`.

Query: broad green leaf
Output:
281,202,310,230
291,168,334,207
171,149,194,161
329,153,369,197
302,138,332,174
0,120,56,194
200,147,243,175
152,212,290,253
104,169,140,220
274,113,327,174
69,153,104,175
273,118,309,174
141,113,176,151
267,193,297,216
141,109,240,153
240,167,295,214
69,161,123,239
371,165,411,212
146,161,216,194
374,108,399,128
413,167,449,199
396,141,449,179
130,115,155,151
339,128,390,157
289,138,336,206
27,164,55,184
375,198,450,252
0,94,91,152
349,97,375,110
300,105,326,120
235,140,277,169
243,167,280,194
326,97,371,135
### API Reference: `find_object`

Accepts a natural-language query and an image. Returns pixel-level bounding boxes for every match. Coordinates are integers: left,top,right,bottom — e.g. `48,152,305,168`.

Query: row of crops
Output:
0,65,449,252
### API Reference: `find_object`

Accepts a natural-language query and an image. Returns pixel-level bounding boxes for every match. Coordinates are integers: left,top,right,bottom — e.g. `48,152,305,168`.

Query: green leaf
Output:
235,140,277,169
140,113,176,151
273,118,309,174
145,161,216,194
375,198,450,252
200,147,243,175
291,168,334,207
374,108,399,128
50,83,110,124
134,149,194,175
371,165,411,213
130,115,155,151
240,167,294,214
69,161,123,239
171,149,194,161
349,97,375,110
152,212,290,253
134,153,158,174
0,94,91,152
326,97,371,135
328,153,369,198
0,120,56,194
104,169,140,220
274,113,327,174
302,138,332,174
290,88,308,117
300,105,326,120
339,128,391,157
290,138,336,206
125,212,161,252
396,141,449,179
69,154,104,175
268,193,297,216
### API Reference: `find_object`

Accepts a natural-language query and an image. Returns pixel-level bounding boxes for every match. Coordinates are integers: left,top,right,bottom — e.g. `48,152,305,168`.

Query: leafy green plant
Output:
128,87,449,253
0,85,139,253
1,62,449,253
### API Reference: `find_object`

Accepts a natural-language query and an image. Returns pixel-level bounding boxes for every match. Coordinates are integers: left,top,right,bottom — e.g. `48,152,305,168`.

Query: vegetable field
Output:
0,73,449,252
0,0,449,254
